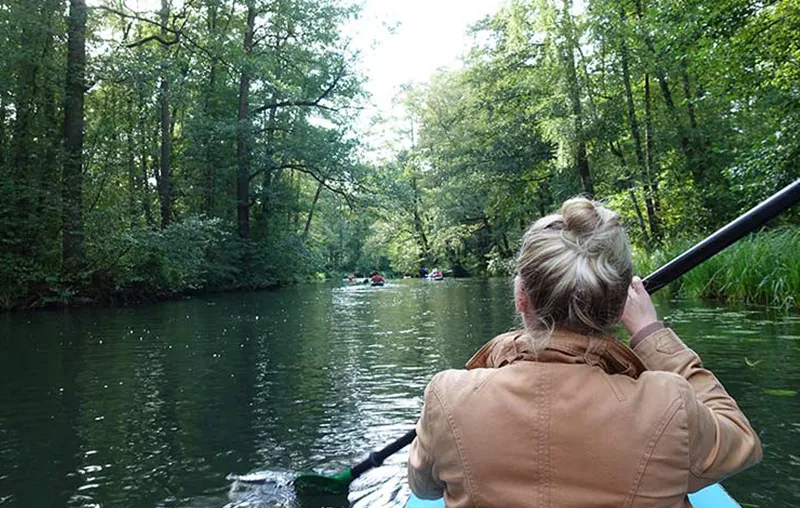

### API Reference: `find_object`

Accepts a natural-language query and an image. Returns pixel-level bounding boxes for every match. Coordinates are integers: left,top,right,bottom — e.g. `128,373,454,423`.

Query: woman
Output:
408,197,762,508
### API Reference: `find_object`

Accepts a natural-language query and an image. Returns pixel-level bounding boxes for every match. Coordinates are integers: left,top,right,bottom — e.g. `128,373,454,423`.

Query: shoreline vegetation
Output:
1,1,798,312
3,227,798,312
633,227,800,308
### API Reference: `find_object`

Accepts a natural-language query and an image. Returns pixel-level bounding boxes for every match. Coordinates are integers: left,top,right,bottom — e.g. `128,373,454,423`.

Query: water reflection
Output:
0,280,798,507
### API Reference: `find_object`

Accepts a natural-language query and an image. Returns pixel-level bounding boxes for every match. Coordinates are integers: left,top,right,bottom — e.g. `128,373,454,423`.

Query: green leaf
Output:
762,389,798,397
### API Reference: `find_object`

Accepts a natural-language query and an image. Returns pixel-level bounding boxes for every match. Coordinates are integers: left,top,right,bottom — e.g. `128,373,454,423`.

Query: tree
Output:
62,0,87,272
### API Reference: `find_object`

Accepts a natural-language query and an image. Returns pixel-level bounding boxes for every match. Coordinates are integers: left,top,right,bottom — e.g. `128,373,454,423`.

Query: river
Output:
1,279,798,507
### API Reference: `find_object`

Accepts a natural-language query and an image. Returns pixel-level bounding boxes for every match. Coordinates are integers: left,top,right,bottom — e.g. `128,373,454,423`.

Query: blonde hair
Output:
516,197,632,336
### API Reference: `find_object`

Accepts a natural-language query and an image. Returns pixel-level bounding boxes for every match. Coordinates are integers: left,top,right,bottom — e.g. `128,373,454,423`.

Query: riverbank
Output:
4,226,798,312
0,218,312,312
633,227,800,308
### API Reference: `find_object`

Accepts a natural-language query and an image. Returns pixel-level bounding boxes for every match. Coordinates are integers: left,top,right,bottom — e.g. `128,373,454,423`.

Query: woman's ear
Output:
514,276,529,314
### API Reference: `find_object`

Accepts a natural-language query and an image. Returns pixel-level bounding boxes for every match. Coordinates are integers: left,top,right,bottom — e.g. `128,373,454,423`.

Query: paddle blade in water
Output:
294,469,353,495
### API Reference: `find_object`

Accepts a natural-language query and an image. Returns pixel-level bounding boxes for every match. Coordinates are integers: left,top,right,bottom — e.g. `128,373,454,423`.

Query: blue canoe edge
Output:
406,483,739,507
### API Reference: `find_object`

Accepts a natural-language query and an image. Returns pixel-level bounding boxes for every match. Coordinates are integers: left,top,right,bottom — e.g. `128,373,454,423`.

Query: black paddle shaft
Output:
643,179,800,294
348,180,800,481
350,428,418,479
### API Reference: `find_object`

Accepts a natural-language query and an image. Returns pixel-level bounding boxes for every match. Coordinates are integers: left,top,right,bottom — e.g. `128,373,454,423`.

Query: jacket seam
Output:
624,396,684,508
538,363,552,508
431,380,482,508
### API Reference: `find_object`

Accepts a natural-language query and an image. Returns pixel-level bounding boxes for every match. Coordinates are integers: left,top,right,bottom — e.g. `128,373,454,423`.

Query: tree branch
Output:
126,34,179,48
94,5,235,74
250,64,346,116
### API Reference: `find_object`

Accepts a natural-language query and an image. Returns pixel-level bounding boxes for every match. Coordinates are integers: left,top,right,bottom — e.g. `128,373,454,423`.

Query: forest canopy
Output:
0,0,797,309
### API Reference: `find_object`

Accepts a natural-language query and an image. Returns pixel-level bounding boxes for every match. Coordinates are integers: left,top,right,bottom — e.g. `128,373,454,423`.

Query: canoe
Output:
371,281,385,287
406,483,739,507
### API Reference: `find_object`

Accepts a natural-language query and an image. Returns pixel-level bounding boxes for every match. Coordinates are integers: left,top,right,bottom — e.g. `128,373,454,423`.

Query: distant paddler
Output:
370,272,386,287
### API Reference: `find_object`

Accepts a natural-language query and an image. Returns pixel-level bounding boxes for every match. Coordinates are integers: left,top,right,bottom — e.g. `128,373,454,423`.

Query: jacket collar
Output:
465,329,646,379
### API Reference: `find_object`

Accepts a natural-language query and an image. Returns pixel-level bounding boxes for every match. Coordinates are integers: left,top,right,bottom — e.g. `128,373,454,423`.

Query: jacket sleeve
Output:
632,327,763,492
408,376,447,500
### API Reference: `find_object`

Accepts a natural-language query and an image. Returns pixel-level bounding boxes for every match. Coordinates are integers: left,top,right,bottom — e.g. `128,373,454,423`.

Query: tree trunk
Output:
643,73,661,216
126,98,137,224
236,3,256,239
157,0,171,228
609,142,650,248
204,64,217,213
681,63,704,185
202,3,219,214
619,6,660,242
561,0,593,197
62,0,87,273
158,78,171,228
138,97,155,228
410,175,430,265
302,181,324,242
260,106,278,217
260,15,285,219
632,0,694,182
0,99,5,166
501,233,512,258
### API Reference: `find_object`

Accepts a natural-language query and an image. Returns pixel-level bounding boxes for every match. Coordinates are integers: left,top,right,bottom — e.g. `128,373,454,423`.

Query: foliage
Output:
632,228,800,307
359,0,799,282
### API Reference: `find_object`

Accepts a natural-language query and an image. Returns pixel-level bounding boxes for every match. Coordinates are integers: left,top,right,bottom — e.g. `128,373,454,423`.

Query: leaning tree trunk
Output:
681,61,707,185
619,6,660,243
632,0,693,166
609,141,650,248
236,3,256,239
62,0,87,273
302,181,324,243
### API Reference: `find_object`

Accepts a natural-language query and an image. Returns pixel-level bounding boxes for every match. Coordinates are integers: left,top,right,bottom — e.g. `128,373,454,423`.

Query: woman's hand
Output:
621,276,658,337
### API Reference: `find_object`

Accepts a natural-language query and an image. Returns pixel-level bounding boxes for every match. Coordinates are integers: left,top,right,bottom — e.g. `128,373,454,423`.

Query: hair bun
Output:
560,197,604,234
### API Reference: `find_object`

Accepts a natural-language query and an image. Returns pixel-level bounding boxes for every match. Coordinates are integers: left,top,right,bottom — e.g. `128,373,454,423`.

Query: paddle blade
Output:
293,469,353,496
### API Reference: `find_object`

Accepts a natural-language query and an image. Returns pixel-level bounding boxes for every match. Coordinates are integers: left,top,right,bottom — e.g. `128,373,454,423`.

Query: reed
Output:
632,227,800,308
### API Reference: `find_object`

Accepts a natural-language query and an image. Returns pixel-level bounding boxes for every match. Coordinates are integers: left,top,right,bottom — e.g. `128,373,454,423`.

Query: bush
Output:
104,216,231,299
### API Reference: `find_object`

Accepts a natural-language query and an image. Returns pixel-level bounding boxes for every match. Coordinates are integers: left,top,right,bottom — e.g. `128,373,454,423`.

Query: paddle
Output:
293,179,800,496
293,428,417,495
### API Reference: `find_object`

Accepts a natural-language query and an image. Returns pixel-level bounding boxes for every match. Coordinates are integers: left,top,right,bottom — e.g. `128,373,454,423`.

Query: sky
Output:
346,0,505,156
349,0,504,116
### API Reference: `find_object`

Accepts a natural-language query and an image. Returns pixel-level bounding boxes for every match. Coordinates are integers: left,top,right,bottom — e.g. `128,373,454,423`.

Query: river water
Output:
1,279,798,507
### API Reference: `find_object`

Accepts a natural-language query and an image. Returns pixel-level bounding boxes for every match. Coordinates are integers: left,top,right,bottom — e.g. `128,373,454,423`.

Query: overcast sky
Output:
348,0,503,114
344,0,504,157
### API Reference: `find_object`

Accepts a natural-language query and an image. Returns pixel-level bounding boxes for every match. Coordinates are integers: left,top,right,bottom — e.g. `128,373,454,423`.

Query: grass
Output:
632,227,800,308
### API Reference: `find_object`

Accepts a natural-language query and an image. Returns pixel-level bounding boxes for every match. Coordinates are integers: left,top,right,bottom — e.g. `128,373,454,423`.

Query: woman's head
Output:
515,197,632,336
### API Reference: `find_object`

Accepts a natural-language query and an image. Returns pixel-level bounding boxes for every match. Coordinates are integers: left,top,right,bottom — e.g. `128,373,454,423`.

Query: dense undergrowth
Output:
633,227,800,308
0,216,322,311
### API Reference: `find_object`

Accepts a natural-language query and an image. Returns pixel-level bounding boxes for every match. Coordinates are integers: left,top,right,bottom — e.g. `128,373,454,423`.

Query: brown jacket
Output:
408,327,762,508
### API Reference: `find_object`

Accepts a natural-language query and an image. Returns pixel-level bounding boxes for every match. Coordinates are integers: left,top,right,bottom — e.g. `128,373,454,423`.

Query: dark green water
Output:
1,279,798,507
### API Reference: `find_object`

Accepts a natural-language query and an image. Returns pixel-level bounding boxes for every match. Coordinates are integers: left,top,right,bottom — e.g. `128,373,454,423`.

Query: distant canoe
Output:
371,281,385,287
